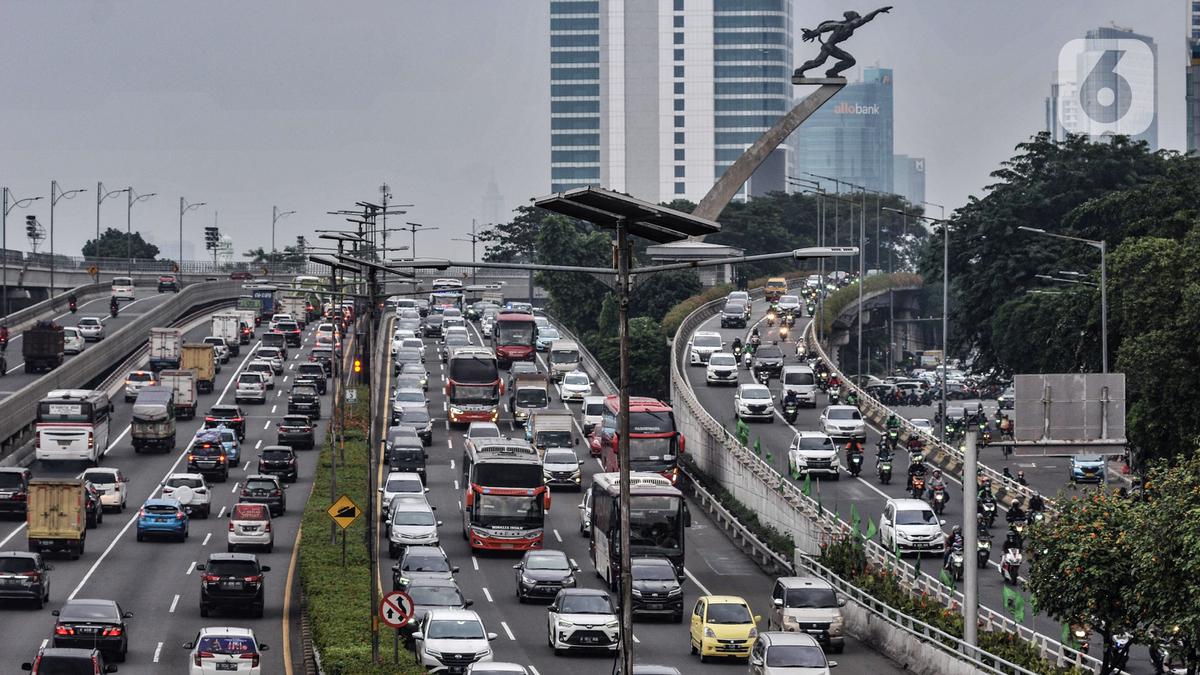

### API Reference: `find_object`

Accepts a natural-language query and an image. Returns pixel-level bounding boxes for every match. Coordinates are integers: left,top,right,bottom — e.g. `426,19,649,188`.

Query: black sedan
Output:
752,344,786,379
51,599,132,662
513,549,577,602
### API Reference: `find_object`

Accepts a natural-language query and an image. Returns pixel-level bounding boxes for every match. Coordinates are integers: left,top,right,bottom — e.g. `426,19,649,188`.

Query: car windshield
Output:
401,411,430,425
246,478,279,490
298,365,324,376
540,328,560,340
0,473,24,488
81,471,116,485
706,602,752,624
525,553,569,570
516,389,547,406
741,388,771,400
560,595,613,614
144,502,179,514
784,370,815,385
408,585,464,607
784,587,838,608
632,562,677,581
81,318,101,327
232,504,269,520
261,449,292,460
238,374,263,385
59,601,119,622
709,354,736,366
404,555,451,572
564,373,589,386
780,295,800,304
724,303,744,314
544,450,577,465
397,349,421,361
756,346,784,359
896,509,938,526
386,477,423,493
694,335,721,348
393,510,436,526
795,436,833,451
0,557,36,573
468,425,500,439
196,635,258,655
828,408,861,420
766,645,827,668
167,476,204,489
292,386,318,397
427,619,484,640
511,363,537,376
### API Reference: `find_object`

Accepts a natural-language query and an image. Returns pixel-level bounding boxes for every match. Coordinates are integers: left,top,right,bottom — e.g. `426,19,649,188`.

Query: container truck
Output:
27,478,87,558
237,296,263,326
158,369,198,420
21,321,65,373
149,327,183,372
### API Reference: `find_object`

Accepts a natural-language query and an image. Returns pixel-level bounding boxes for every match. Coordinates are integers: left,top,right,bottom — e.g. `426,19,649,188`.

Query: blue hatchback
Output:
213,425,242,467
1069,454,1107,484
136,498,189,542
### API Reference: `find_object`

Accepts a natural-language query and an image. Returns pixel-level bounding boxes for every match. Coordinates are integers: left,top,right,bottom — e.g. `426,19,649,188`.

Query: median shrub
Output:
682,456,795,558
818,272,923,336
298,388,422,675
662,283,733,337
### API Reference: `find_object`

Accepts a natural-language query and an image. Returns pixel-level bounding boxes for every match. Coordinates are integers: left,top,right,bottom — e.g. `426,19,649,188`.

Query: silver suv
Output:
766,576,845,653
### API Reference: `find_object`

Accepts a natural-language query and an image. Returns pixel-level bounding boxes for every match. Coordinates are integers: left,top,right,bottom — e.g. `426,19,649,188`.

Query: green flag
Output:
753,438,762,456
765,450,773,464
939,567,956,591
1003,586,1026,623
1061,623,1075,649
735,419,750,445
912,552,921,578
850,503,861,536
777,479,786,494
791,463,801,480
862,518,877,541
1029,593,1039,616
801,473,811,497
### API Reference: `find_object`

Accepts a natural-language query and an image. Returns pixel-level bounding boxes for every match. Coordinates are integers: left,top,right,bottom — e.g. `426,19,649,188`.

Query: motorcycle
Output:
1009,517,1028,546
930,485,948,515
733,345,743,360
110,301,119,319
766,311,777,327
783,400,799,425
886,428,900,449
909,474,926,499
68,299,77,313
743,351,754,370
948,545,965,582
847,452,863,478
876,456,892,484
981,429,992,446
979,500,997,528
1107,634,1131,671
778,325,789,341
828,390,840,406
756,369,770,385
1069,624,1090,654
976,536,992,568
1000,547,1022,585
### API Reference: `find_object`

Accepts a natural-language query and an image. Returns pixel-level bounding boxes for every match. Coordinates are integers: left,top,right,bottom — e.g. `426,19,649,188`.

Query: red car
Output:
157,274,179,292
228,271,253,281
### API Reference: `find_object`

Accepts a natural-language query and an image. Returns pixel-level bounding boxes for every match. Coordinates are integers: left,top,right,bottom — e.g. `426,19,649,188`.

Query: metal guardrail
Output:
4,282,105,332
0,281,246,452
671,291,1109,672
543,318,617,396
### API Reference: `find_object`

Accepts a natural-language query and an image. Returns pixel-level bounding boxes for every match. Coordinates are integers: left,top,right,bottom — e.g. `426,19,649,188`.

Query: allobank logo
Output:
834,102,880,115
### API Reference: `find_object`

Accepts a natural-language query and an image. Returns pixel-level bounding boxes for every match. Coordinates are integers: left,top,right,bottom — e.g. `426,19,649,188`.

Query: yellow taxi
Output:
689,595,760,662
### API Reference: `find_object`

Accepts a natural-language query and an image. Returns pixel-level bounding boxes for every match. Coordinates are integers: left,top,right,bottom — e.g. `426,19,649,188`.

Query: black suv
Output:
295,363,327,394
287,384,321,418
0,552,52,608
276,415,315,450
197,553,270,618
257,446,299,483
22,647,117,674
275,320,302,347
310,348,335,376
752,344,786,379
720,301,747,328
204,405,246,441
629,555,684,621
387,444,427,481
239,475,287,516
187,441,230,482
0,467,32,517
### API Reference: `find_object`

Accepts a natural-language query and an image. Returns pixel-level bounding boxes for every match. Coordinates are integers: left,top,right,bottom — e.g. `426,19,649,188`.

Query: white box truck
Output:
149,327,183,372
158,369,198,420
211,313,242,356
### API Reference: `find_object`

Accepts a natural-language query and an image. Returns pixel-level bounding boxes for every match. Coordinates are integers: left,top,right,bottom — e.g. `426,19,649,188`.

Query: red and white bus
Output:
460,439,550,551
491,310,537,368
592,396,685,486
445,347,502,425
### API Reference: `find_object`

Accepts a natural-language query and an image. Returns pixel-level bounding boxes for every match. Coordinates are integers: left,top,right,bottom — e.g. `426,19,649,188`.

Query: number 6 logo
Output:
1058,37,1155,137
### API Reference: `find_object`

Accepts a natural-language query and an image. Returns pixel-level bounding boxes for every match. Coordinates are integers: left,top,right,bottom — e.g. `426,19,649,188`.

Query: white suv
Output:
705,352,740,386
818,405,865,442
62,327,85,355
879,498,945,555
183,626,268,675
235,372,269,405
412,609,496,671
688,331,724,366
547,588,620,655
77,317,105,341
161,473,212,519
734,383,775,422
787,431,839,478
780,365,818,407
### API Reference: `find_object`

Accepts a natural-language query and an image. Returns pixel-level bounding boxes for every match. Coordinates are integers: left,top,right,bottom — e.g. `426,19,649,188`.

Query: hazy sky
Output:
0,1,1187,260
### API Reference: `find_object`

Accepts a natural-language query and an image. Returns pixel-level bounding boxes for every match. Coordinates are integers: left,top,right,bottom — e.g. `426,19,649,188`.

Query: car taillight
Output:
264,522,271,532
11,491,25,501
205,417,216,423
195,651,211,666
102,626,122,637
34,435,40,449
20,570,40,580
244,575,263,584
88,432,94,450
228,521,235,531
272,489,282,496
242,489,250,496
137,508,146,518
240,653,261,667
176,511,186,519
55,625,73,635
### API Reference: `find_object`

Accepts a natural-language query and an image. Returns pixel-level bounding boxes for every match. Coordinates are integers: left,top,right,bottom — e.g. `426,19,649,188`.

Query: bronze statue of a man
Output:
794,7,891,79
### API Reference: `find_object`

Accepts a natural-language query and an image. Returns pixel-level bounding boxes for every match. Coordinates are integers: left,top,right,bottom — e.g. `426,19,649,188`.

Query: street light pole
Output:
126,188,156,278
614,220,635,675
96,183,128,274
180,198,206,275
271,206,297,263
50,182,87,304
2,189,44,318
452,221,483,286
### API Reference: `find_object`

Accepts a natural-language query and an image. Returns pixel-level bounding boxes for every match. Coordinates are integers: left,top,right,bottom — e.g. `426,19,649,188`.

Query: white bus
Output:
35,389,113,463
431,278,464,292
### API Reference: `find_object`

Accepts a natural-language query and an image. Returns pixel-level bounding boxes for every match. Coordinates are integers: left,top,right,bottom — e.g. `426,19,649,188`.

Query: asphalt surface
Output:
373,317,907,675
685,297,1151,673
1,290,177,393
0,309,328,673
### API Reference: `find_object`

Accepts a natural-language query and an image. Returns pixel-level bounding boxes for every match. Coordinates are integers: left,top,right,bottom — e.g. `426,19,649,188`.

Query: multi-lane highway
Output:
374,315,907,674
0,305,328,673
681,295,1127,667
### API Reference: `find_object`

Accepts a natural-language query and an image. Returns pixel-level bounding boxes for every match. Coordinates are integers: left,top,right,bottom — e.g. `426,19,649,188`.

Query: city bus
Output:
491,310,537,368
587,472,690,583
445,347,502,425
293,275,324,319
429,290,464,314
35,389,114,463
431,278,464,292
594,396,686,486
460,439,549,551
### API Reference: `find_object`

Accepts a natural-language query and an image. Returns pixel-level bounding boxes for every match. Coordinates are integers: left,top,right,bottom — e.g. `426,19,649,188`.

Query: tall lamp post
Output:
402,221,438,259
95,183,129,271
126,188,156,278
2,189,44,318
1018,226,1108,374
50,182,87,304
179,198,206,275
271,206,296,262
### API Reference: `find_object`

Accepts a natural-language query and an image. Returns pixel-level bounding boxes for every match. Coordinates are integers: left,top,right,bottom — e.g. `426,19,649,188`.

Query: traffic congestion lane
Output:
1,289,175,387
687,298,1157,672
0,311,329,674
373,318,903,675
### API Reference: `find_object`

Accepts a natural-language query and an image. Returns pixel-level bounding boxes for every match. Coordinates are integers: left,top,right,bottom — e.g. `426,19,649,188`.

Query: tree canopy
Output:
82,228,160,260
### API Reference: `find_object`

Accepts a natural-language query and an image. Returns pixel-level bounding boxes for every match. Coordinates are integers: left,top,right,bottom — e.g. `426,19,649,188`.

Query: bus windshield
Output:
449,356,497,383
473,493,543,528
472,463,543,488
629,495,682,551
450,384,499,404
497,323,534,346
629,437,676,470
629,411,674,434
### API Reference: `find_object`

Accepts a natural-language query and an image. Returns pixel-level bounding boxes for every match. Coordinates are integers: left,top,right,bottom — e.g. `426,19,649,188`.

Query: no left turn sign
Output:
380,590,414,629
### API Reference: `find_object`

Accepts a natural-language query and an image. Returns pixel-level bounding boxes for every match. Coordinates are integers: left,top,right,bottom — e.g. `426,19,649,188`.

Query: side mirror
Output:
750,656,763,667
753,614,762,624
829,661,839,668
577,503,585,510
464,599,474,608
259,644,270,651
261,565,271,572
51,609,61,616
436,520,443,527
451,566,460,573
377,488,384,493
512,564,522,570
123,611,134,618
939,519,947,526
578,460,584,466
571,564,580,572
837,598,847,607
772,597,783,608
487,632,498,641
411,631,423,641
423,487,430,494
683,504,692,528
21,664,33,672
104,666,119,674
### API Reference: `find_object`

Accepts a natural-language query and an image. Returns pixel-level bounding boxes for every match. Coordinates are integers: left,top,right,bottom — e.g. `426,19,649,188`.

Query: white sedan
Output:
559,370,593,402
77,317,105,341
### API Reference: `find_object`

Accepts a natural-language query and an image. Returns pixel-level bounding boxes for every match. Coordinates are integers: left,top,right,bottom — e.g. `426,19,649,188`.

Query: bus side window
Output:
683,502,691,528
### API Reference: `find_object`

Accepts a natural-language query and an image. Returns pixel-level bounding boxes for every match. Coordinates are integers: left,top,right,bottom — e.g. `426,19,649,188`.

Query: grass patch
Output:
818,273,923,336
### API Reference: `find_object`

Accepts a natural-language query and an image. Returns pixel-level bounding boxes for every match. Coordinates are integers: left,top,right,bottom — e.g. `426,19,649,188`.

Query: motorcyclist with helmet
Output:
944,525,964,569
1003,526,1024,552
907,454,928,491
1028,492,1045,513
926,468,947,501
731,336,743,356
1007,497,1027,524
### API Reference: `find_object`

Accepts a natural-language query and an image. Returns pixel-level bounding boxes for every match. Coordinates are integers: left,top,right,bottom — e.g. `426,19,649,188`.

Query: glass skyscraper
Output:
548,0,793,202
789,67,895,195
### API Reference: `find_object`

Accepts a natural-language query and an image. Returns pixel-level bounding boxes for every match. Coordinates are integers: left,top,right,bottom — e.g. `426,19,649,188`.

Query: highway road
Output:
683,295,1153,673
1,289,176,391
373,316,907,674
0,307,328,673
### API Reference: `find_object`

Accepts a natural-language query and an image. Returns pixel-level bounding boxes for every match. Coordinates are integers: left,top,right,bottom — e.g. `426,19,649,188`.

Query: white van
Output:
548,339,581,381
111,276,135,301
780,364,818,407
582,395,605,435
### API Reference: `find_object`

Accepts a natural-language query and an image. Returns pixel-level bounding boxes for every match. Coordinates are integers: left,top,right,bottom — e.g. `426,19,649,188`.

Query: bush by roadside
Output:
662,284,733,338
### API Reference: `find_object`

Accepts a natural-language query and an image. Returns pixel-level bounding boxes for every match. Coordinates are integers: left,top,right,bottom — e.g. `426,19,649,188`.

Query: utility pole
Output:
615,219,635,675
126,188,156,278
452,221,482,285
402,221,438,260
963,431,979,647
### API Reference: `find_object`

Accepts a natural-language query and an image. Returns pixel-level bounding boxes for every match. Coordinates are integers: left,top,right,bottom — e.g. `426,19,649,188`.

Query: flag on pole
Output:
850,503,862,536
791,463,801,480
752,438,762,456
735,419,750,446
939,567,956,591
1002,586,1026,623
765,450,773,464
801,473,811,497
1029,593,1039,616
1061,623,1075,649
863,518,877,541
913,552,921,578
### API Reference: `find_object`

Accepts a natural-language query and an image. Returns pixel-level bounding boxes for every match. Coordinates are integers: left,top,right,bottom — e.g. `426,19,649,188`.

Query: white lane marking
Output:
0,522,28,548
255,440,262,449
40,639,47,650
263,421,271,429
501,621,515,640
553,529,562,542
271,404,277,414
442,401,447,412
169,594,180,613
633,634,640,643
446,438,452,449
529,667,541,675
283,376,288,383
450,459,455,470
595,458,604,471
482,587,493,603
231,482,240,493
289,362,295,370
202,532,212,546
217,506,226,519
472,556,479,571
685,568,712,596
453,480,459,491
153,641,163,663
185,561,196,576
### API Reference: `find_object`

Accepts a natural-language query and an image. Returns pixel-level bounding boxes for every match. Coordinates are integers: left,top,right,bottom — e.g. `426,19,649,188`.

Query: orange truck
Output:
765,277,788,302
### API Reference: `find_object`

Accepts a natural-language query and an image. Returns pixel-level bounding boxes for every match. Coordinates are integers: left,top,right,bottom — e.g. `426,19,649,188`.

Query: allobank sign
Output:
834,102,880,115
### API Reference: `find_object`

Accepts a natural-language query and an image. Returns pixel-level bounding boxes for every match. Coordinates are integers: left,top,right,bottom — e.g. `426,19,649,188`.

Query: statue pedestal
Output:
791,76,848,86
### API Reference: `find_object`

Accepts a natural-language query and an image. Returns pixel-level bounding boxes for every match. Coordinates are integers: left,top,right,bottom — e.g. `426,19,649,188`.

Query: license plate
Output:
242,526,259,532
645,603,662,610
216,663,237,672
0,492,10,499
220,581,241,589
580,636,600,644
501,544,514,549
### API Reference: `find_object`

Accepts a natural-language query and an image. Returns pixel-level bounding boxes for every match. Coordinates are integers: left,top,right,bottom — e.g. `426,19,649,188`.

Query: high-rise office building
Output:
789,67,894,194
1047,25,1158,149
548,0,793,203
1188,3,1200,153
892,155,925,206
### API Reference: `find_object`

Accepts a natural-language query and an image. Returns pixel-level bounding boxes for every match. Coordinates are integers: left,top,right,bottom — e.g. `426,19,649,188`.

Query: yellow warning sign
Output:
326,494,362,530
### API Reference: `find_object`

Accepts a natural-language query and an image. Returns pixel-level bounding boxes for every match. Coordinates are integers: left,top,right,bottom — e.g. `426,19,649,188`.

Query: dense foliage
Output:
82,227,160,260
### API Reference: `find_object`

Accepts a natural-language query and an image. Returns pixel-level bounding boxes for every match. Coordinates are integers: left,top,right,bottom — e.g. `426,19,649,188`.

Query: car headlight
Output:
667,587,682,596
423,647,442,658
747,627,758,639
895,530,911,541
782,615,799,627
558,619,575,630
631,589,642,598
704,627,716,638
605,620,620,630
830,616,844,633
521,574,536,586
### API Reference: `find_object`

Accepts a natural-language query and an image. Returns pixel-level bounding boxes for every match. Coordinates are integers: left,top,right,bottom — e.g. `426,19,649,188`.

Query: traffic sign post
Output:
380,590,414,664
326,495,362,566
345,388,358,403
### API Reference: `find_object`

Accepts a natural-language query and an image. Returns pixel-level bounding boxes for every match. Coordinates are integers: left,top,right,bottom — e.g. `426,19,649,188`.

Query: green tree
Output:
480,205,578,263
587,317,671,400
243,245,306,265
630,270,701,321
534,216,611,335
1027,490,1139,675
82,227,160,260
